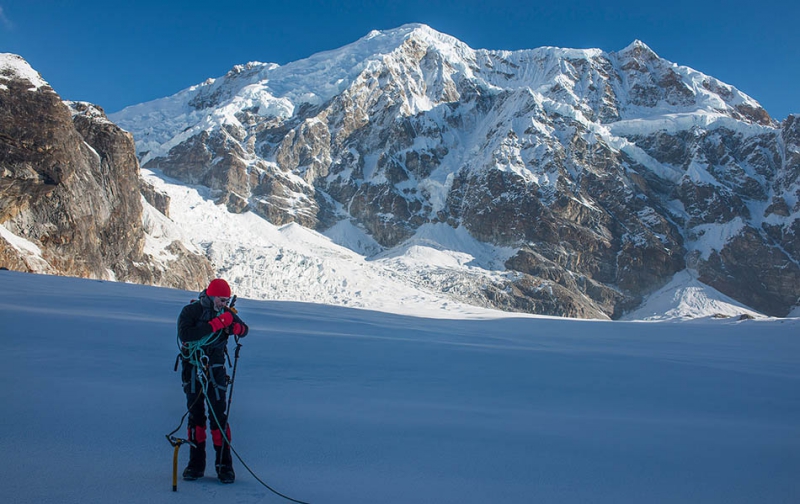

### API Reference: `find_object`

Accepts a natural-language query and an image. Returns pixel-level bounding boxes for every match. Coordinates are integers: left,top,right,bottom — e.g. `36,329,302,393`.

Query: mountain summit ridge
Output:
118,24,766,117
116,24,771,166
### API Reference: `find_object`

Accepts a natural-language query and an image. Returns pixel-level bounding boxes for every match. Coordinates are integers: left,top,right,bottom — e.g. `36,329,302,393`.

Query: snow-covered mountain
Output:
2,25,798,320
109,24,800,319
5,48,750,323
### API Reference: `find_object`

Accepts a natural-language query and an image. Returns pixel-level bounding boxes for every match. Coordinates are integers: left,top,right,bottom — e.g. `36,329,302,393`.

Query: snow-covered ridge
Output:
606,110,775,138
112,24,769,163
0,53,49,91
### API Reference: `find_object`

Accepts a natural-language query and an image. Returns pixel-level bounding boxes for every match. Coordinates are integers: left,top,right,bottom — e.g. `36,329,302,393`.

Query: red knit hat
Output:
206,278,231,298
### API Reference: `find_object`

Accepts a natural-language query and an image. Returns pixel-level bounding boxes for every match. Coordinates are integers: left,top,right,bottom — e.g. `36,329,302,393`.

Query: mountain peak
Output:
618,39,659,60
370,23,444,39
0,53,50,91
358,23,474,57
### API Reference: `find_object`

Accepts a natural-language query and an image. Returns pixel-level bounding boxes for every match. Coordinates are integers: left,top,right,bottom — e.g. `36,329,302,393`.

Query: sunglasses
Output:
214,297,231,305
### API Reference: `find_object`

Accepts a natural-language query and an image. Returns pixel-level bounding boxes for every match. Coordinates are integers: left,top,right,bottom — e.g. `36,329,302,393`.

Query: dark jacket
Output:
177,291,246,399
178,291,245,350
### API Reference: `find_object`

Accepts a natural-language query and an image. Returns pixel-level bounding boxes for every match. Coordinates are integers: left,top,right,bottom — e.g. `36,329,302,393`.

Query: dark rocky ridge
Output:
0,55,212,289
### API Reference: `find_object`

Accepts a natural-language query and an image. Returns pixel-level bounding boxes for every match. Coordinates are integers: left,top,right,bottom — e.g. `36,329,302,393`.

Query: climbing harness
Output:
165,295,311,504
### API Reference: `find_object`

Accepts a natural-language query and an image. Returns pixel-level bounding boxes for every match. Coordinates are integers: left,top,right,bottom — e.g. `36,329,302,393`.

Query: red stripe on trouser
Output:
211,425,231,447
188,426,207,443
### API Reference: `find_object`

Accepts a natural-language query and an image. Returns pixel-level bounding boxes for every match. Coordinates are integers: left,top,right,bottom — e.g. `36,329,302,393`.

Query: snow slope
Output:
1,270,798,504
141,168,520,320
140,168,759,321
622,270,764,321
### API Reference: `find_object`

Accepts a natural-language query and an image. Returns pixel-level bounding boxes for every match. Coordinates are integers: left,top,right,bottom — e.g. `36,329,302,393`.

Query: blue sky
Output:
2,0,797,119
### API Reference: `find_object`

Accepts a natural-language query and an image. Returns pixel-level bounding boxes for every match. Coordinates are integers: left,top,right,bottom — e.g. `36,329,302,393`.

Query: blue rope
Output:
177,308,226,369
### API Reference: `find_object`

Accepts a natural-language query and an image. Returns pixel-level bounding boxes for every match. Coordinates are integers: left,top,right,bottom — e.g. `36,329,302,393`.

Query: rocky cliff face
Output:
111,25,800,318
0,54,212,289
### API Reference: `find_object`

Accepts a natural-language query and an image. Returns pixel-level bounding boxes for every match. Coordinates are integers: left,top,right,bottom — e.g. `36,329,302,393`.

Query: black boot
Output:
182,441,206,480
214,442,235,484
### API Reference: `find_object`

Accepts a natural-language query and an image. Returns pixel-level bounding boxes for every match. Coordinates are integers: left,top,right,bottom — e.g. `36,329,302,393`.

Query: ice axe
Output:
166,435,196,491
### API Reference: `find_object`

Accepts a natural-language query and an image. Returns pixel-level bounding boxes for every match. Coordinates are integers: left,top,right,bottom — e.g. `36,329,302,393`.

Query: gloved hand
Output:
208,312,234,332
231,322,249,337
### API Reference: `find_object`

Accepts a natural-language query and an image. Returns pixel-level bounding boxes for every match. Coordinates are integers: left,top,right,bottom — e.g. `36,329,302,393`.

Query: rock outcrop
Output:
0,54,213,289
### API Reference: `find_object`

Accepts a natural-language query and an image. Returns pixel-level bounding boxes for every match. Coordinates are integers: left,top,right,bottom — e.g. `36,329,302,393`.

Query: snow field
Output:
1,270,799,503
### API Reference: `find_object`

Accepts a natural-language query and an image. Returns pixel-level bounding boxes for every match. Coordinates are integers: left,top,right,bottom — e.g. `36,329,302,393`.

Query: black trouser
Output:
181,350,232,472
